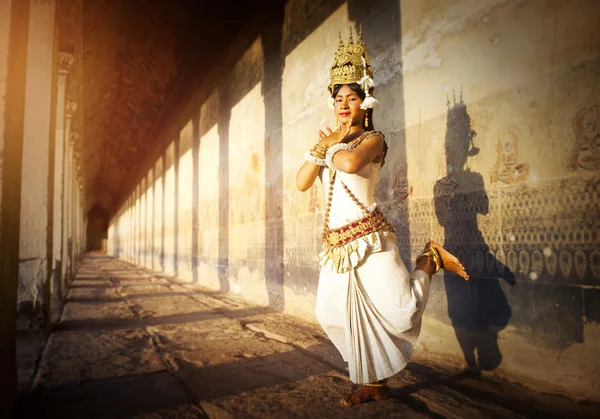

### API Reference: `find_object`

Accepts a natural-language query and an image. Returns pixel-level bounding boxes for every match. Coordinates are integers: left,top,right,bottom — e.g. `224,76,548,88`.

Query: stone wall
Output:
108,0,600,400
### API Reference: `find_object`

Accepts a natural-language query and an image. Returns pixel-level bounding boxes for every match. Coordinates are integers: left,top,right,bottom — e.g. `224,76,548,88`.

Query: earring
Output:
365,114,369,129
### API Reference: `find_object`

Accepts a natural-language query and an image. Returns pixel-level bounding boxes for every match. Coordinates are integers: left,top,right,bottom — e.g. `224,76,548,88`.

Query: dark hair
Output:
331,83,374,130
332,82,365,100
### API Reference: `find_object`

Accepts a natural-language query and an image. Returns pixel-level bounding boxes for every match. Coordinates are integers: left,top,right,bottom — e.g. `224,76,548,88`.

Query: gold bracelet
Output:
310,148,326,159
314,143,328,153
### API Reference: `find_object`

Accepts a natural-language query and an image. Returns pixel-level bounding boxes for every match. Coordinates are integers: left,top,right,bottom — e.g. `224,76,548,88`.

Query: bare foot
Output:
428,241,469,280
340,385,389,407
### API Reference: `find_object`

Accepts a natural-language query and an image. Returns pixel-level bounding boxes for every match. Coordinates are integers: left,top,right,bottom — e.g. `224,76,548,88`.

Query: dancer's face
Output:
334,85,366,128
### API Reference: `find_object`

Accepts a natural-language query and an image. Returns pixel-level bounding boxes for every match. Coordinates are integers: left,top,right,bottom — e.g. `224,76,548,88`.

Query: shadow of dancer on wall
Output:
433,96,516,375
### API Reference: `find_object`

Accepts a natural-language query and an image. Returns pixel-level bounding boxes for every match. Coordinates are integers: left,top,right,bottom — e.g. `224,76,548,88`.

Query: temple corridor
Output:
18,254,600,418
2,0,600,417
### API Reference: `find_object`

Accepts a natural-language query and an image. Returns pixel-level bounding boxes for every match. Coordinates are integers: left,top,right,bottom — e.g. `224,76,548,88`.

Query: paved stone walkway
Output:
18,255,600,418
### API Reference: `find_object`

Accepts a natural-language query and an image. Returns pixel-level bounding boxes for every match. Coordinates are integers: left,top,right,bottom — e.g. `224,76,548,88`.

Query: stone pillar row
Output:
53,90,86,311
2,0,89,410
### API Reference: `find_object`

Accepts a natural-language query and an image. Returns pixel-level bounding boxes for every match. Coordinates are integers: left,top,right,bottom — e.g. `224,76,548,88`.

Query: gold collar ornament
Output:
328,27,378,110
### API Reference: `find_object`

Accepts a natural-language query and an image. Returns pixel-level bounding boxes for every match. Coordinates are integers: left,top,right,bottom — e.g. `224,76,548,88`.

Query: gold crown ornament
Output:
327,27,378,110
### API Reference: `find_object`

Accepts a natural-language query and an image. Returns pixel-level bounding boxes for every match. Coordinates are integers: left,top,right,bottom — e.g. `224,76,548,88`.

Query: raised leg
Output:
340,241,468,408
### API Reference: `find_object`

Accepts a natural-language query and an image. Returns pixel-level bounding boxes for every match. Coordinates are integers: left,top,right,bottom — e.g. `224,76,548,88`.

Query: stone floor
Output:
17,254,600,418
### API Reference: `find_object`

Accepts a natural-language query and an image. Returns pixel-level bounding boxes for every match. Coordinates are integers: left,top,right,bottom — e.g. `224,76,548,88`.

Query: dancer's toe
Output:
428,242,469,281
340,394,354,407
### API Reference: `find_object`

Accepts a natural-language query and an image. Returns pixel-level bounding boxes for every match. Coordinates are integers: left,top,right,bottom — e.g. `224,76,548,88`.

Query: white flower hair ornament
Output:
328,97,335,110
359,57,378,110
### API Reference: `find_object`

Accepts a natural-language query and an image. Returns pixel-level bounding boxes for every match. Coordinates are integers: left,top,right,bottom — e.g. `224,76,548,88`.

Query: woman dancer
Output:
296,29,469,406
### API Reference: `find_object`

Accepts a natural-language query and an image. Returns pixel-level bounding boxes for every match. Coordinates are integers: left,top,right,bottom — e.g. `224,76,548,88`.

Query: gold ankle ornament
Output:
364,379,387,387
417,246,442,274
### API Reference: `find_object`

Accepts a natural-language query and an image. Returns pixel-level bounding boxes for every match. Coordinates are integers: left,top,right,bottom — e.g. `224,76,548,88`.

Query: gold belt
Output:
323,208,392,248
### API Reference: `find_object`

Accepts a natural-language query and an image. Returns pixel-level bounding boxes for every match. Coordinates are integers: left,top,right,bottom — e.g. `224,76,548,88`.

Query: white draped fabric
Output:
316,162,431,384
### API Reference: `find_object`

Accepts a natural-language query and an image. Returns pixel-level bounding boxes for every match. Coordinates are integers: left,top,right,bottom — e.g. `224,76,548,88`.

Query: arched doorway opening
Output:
86,204,108,253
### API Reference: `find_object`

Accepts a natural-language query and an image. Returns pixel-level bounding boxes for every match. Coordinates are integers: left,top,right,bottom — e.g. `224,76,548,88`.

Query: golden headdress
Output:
328,27,378,110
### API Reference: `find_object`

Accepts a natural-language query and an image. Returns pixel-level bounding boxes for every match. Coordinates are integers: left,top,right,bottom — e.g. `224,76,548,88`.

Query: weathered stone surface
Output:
15,0,57,335
16,332,46,393
19,255,600,418
17,259,48,330
25,371,205,419
34,328,167,389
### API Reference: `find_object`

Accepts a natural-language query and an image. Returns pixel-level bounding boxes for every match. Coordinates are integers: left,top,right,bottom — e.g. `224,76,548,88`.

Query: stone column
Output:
65,133,76,281
74,158,82,263
75,171,80,258
77,163,82,257
78,182,84,255
17,0,56,331
83,210,88,253
50,52,73,315
80,186,84,254
0,0,29,413
0,0,11,215
61,106,76,292
71,149,79,272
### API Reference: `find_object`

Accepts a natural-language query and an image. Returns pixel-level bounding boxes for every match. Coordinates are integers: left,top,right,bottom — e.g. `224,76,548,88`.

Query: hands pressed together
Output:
317,118,353,148
296,118,354,191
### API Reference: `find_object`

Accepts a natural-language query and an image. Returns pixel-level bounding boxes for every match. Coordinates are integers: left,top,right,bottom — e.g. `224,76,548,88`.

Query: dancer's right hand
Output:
317,117,352,148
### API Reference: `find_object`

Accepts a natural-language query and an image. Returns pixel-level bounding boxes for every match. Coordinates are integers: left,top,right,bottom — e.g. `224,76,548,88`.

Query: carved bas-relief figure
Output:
434,97,515,375
567,105,600,172
490,131,529,185
374,161,409,228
